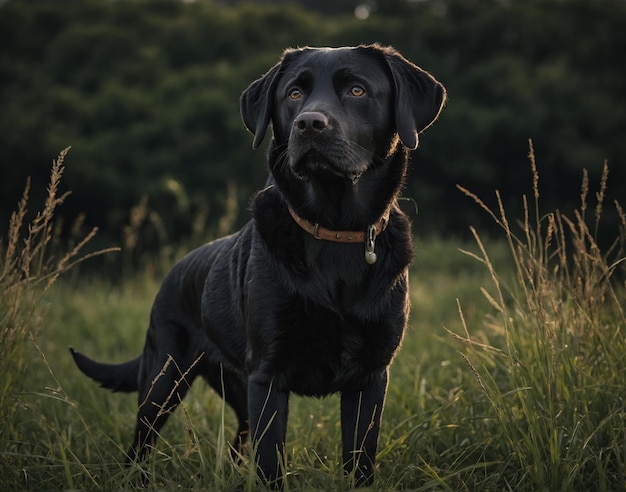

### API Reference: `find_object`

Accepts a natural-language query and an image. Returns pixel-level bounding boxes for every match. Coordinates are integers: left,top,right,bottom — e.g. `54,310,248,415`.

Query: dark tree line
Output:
1,0,624,260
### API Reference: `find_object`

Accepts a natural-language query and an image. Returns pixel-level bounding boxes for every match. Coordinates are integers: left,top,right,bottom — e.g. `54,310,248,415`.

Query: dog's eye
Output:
349,85,365,97
288,88,303,100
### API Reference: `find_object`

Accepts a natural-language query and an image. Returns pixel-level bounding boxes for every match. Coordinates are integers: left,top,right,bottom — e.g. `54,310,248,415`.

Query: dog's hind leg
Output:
126,351,200,463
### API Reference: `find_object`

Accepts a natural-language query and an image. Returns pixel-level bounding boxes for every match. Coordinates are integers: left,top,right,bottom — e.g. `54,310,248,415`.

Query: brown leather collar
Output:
288,207,389,243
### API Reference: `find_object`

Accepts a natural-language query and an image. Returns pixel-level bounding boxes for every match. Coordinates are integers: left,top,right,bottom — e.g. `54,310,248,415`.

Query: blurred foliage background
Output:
1,0,625,266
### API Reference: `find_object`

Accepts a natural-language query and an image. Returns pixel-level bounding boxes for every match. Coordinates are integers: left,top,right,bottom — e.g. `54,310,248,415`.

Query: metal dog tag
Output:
365,250,377,264
365,225,377,264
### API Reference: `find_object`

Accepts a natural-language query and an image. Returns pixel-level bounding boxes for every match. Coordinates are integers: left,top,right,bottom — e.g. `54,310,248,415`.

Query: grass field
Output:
1,148,625,490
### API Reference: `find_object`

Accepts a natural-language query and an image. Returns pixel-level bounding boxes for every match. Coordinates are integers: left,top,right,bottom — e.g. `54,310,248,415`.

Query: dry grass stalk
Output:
1,148,118,392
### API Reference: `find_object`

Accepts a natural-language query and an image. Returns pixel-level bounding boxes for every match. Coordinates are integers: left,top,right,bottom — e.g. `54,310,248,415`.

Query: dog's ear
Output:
240,61,284,150
381,46,446,150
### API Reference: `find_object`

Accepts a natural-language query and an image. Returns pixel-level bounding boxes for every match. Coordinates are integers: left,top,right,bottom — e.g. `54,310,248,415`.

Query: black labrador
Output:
70,44,446,486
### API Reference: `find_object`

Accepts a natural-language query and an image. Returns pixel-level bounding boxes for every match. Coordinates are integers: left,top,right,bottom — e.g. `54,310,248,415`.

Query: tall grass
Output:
451,140,626,490
3,149,78,382
0,148,117,488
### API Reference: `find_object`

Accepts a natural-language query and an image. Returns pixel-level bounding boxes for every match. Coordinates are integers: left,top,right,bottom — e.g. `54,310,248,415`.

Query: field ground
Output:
2,227,625,489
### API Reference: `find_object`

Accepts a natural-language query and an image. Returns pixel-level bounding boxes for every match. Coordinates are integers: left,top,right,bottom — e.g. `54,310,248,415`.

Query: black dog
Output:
70,44,445,486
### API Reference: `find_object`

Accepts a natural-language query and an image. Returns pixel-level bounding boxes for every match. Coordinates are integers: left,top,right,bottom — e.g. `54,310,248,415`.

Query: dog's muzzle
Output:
289,112,367,184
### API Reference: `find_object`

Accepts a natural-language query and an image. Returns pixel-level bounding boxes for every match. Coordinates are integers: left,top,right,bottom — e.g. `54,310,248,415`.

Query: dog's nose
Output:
294,112,329,134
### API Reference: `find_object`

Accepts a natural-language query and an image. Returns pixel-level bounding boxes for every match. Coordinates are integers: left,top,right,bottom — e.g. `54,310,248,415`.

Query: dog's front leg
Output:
340,367,389,487
248,376,289,487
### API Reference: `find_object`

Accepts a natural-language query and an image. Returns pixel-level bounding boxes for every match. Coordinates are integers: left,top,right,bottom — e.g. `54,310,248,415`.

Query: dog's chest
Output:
268,304,404,396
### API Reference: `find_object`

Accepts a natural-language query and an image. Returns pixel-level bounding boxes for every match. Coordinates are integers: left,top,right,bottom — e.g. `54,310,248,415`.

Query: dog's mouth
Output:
291,150,364,184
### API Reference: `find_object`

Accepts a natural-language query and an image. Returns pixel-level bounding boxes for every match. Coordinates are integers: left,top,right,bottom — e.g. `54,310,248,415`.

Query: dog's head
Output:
241,44,446,183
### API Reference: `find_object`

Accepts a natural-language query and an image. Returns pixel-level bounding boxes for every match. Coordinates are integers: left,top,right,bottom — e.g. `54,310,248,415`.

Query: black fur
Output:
70,44,445,487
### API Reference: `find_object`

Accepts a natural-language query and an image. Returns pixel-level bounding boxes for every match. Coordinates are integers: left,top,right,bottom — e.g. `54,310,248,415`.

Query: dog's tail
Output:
69,347,140,393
